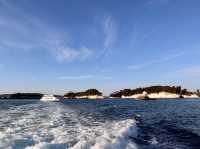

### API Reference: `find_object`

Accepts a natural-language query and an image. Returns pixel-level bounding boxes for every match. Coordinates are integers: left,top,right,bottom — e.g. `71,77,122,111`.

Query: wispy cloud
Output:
59,74,112,80
0,1,93,62
168,66,200,78
0,1,120,62
128,52,185,70
103,15,117,49
147,0,170,6
53,47,92,62
97,15,117,57
59,75,94,80
181,66,200,77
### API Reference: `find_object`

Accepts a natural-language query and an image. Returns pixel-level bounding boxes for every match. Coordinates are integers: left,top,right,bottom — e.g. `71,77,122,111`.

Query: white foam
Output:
25,142,51,149
0,102,138,149
71,119,138,149
149,137,158,145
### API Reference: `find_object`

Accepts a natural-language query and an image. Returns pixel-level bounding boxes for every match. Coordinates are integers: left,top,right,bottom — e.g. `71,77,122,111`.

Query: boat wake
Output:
70,119,137,149
0,102,138,149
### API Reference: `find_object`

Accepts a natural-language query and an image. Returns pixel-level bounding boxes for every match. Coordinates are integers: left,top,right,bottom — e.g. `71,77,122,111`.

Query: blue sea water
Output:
0,99,200,149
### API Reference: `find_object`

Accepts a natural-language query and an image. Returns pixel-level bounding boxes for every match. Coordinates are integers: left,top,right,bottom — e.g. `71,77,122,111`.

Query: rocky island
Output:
110,86,200,99
1,86,199,100
64,89,104,99
0,93,43,99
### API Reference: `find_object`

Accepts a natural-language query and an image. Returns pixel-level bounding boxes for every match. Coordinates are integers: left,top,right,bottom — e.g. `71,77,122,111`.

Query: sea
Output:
0,99,200,149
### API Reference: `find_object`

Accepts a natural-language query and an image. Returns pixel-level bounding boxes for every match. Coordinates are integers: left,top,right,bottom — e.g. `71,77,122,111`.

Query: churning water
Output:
0,99,200,149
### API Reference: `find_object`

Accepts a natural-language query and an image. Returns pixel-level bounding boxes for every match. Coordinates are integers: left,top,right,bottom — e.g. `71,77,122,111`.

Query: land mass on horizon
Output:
0,85,200,100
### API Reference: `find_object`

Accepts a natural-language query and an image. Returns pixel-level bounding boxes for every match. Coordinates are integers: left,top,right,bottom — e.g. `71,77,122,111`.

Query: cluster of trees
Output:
9,93,43,99
64,89,102,99
145,86,182,94
110,86,197,97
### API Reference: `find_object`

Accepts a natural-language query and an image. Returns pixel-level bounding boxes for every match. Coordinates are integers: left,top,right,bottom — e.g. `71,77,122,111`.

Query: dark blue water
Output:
0,99,200,149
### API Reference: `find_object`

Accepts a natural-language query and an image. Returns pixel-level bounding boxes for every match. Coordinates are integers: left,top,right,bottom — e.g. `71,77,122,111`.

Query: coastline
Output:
121,92,199,99
110,86,200,100
1,86,200,100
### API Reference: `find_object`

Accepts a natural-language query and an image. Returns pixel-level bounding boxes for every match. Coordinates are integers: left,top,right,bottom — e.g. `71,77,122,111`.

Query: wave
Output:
70,119,137,149
25,119,137,149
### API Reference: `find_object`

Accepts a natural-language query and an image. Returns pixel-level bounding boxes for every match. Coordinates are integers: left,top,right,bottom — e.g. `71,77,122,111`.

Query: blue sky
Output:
0,0,200,95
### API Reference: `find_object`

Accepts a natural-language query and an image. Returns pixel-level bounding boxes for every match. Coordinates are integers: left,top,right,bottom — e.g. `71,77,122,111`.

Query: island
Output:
0,86,199,100
0,93,43,99
110,86,200,99
64,89,104,99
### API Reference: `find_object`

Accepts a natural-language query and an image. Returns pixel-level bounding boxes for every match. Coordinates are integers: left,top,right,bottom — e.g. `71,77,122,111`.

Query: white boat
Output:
40,95,60,101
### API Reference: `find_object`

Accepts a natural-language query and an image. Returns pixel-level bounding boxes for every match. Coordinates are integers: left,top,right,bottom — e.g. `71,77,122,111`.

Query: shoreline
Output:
1,86,200,100
0,96,200,100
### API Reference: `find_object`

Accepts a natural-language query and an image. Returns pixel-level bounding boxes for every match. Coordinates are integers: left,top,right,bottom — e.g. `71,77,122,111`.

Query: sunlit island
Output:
64,86,200,99
64,89,104,99
0,86,200,100
110,86,200,99
0,93,43,99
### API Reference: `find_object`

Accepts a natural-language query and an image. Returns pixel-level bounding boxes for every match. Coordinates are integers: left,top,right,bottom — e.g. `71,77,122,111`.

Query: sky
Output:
0,0,200,95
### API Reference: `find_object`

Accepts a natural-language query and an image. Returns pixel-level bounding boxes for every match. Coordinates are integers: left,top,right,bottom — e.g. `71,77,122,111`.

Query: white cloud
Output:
94,15,118,58
59,74,112,80
173,66,200,77
0,1,93,62
147,0,170,6
103,15,117,49
54,48,80,62
182,66,200,77
54,46,92,62
79,47,93,60
128,52,185,70
128,64,149,71
59,75,94,80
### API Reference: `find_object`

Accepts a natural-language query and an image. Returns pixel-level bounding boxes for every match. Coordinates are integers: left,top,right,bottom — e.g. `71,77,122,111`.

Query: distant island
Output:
0,86,200,100
110,86,200,99
0,93,43,99
64,89,103,99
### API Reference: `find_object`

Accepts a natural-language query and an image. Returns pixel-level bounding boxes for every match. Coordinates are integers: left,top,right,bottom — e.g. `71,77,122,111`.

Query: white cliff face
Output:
183,94,199,98
122,91,180,99
87,95,104,99
148,92,179,99
76,95,104,99
122,94,143,99
76,96,88,99
122,91,199,99
122,91,147,99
